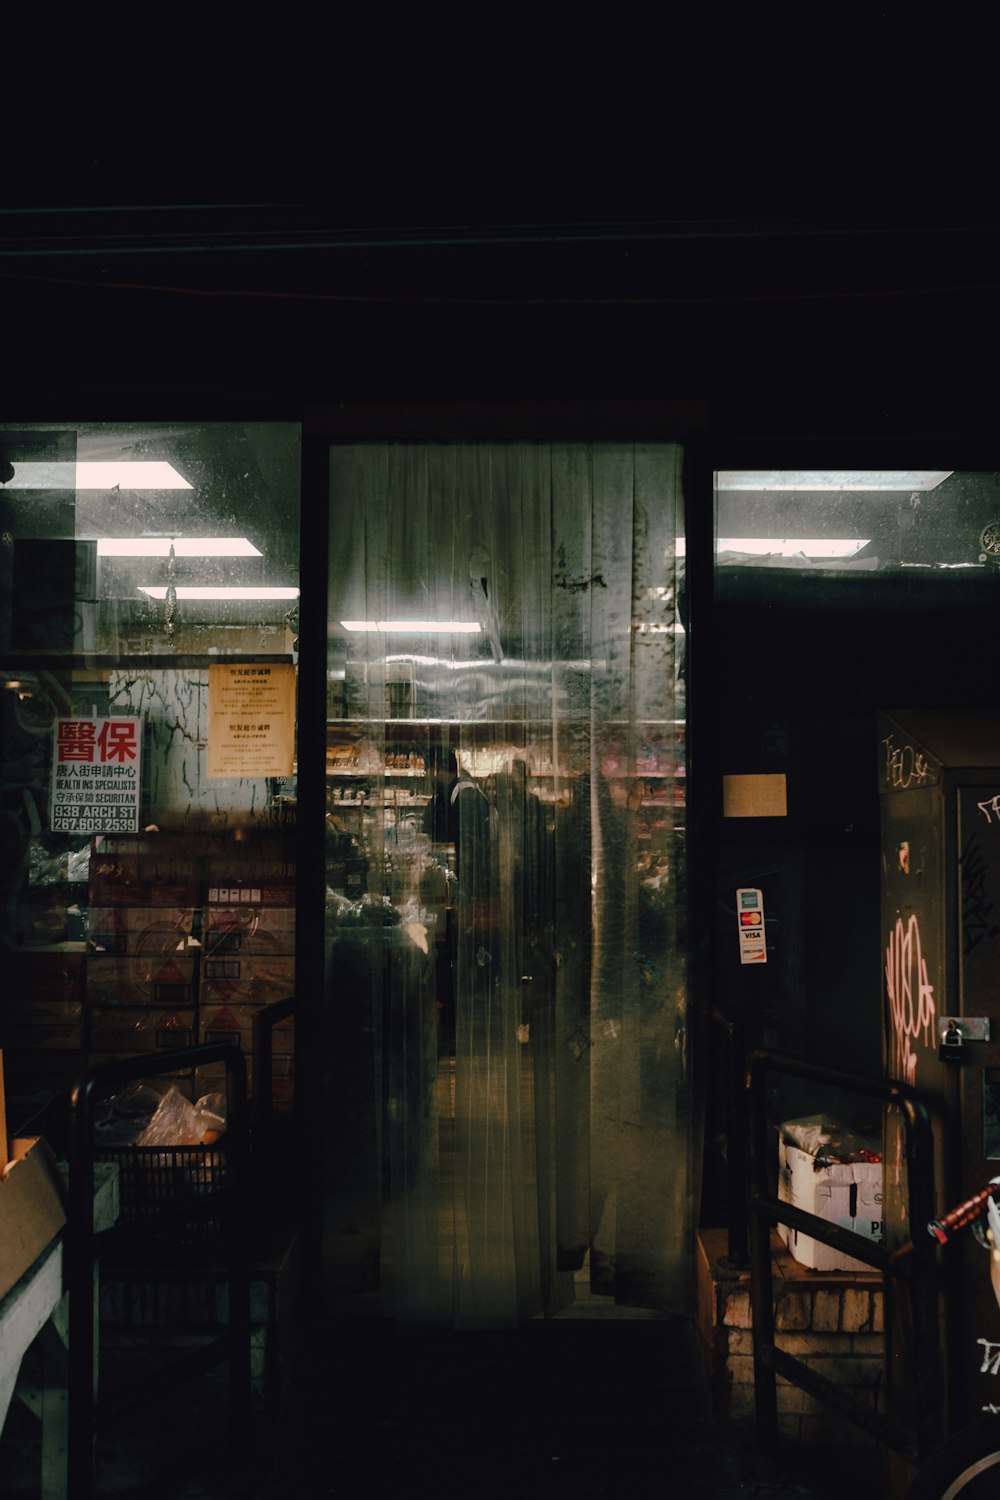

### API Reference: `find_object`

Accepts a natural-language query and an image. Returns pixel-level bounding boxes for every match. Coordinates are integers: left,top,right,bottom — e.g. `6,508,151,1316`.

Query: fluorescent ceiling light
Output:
99,537,262,558
139,586,299,601
382,654,497,670
4,461,193,490
717,538,870,558
340,619,482,634
717,470,952,492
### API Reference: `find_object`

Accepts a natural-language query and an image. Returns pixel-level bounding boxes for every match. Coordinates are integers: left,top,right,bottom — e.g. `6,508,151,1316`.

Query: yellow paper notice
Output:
208,663,296,778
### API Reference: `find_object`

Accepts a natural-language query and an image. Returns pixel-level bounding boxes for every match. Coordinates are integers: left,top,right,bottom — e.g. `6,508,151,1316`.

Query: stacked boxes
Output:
89,840,201,910
7,838,295,1113
199,881,295,1107
87,903,199,1066
87,840,201,1071
0,949,86,1052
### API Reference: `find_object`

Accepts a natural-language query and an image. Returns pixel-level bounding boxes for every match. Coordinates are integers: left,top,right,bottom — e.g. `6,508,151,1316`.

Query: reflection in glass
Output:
0,422,300,1120
325,444,690,1327
710,469,1000,573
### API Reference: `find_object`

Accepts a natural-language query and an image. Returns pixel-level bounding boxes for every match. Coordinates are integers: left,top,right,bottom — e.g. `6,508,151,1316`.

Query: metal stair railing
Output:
745,1049,940,1466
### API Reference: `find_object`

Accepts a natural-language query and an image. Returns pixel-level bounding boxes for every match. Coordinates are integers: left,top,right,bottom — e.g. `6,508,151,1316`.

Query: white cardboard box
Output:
777,1138,883,1272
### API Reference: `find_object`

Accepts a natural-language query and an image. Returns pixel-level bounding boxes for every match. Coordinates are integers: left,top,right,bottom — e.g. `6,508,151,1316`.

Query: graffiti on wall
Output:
881,734,935,792
885,912,936,1087
961,831,1000,956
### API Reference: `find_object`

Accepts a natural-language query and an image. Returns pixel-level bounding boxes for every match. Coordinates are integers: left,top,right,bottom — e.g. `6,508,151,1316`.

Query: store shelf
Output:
605,774,683,786
328,798,431,809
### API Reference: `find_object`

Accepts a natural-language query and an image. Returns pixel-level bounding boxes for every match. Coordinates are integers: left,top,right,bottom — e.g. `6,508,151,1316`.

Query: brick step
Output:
697,1228,885,1448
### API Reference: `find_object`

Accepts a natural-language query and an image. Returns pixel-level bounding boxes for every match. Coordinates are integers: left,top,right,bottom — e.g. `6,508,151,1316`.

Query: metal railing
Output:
67,1042,251,1500
745,1049,941,1466
251,993,296,1169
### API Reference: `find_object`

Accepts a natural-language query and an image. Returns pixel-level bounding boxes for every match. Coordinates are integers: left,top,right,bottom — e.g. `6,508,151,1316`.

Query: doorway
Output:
320,442,694,1327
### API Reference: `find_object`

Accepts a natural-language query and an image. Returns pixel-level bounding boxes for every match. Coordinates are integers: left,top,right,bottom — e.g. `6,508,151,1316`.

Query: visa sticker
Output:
736,887,766,964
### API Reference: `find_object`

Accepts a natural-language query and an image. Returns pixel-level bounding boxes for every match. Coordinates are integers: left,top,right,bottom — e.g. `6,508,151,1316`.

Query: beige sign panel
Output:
722,772,787,818
207,663,296,778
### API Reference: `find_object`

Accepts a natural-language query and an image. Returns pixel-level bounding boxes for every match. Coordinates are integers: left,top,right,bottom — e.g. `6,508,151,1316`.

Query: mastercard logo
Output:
740,911,762,926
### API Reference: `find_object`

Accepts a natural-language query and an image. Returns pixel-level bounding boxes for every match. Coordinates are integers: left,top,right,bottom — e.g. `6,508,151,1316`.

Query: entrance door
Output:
321,442,693,1327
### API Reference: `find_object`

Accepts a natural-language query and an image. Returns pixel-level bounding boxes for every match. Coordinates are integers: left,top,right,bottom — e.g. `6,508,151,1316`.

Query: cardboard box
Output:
0,998,84,1050
89,1006,197,1053
202,956,294,1008
0,1136,69,1302
88,836,202,908
6,949,86,1003
86,954,198,1009
777,1138,883,1272
202,849,296,904
89,907,198,955
88,869,200,908
204,904,295,955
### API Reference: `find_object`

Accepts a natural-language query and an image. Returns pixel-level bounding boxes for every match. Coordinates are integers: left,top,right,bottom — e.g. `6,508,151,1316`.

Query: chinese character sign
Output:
51,718,142,833
207,663,296,778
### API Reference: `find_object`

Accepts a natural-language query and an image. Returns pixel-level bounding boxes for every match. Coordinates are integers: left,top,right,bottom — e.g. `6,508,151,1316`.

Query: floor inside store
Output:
0,1270,889,1500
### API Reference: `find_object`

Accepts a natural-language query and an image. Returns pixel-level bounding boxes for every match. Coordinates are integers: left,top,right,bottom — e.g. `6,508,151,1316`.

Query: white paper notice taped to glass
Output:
736,887,767,964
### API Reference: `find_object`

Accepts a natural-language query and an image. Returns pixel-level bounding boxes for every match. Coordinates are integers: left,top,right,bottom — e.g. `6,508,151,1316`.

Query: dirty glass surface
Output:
0,423,300,1125
324,444,690,1326
714,469,1000,573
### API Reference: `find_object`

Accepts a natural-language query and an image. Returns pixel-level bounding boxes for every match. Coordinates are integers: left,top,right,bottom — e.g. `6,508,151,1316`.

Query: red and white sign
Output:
51,717,142,834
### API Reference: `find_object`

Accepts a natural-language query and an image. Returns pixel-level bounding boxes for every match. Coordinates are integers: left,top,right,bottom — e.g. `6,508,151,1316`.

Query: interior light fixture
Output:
717,470,952,492
383,654,493,671
139,586,299,601
99,537,262,558
716,538,871,558
4,461,193,490
340,619,482,634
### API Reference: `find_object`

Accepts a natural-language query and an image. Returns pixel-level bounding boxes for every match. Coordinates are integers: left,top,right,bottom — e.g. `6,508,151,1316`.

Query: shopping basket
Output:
88,1046,244,1249
67,1041,252,1491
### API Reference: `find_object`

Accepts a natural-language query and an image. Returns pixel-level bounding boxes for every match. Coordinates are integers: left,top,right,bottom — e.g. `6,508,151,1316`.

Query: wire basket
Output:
96,1140,229,1243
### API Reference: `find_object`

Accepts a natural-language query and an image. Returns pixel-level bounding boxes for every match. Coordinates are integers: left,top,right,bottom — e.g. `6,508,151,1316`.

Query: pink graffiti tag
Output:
885,913,936,1086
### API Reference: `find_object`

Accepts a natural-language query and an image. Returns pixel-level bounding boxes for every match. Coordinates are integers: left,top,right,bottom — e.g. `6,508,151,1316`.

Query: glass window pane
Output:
0,422,300,1124
324,443,691,1326
714,468,1000,573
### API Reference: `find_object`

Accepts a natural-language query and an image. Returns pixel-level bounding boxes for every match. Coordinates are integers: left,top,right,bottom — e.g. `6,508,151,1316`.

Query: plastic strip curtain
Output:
325,443,690,1325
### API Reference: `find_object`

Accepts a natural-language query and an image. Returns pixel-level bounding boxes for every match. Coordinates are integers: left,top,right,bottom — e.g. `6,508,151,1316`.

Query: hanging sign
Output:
51,717,142,834
736,886,767,964
207,663,296,778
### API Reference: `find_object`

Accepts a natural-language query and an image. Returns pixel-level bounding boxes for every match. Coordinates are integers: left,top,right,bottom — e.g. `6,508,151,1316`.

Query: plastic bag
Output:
93,1082,166,1146
136,1086,226,1147
780,1113,882,1166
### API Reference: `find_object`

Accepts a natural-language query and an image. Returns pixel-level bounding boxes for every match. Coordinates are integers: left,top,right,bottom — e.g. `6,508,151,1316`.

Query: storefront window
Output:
715,469,976,572
0,423,300,1118
324,443,690,1326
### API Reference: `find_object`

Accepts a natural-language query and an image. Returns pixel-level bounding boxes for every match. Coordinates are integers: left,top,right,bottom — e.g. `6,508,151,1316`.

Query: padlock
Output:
939,1019,966,1064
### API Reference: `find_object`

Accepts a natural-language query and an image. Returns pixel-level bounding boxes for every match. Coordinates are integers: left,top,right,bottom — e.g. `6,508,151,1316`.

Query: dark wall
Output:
705,561,1000,1171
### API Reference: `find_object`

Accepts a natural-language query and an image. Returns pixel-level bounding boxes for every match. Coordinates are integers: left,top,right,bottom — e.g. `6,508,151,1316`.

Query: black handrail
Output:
711,1005,751,1268
67,1042,250,1500
745,1049,940,1467
251,994,295,1168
